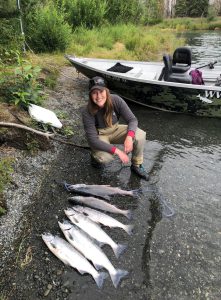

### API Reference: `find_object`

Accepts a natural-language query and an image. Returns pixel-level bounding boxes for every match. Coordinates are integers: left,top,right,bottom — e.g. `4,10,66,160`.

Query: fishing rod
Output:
196,60,217,70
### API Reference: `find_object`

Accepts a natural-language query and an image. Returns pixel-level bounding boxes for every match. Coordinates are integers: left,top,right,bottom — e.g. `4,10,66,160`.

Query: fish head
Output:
42,233,58,251
68,196,83,203
64,209,80,224
58,220,73,231
42,232,54,243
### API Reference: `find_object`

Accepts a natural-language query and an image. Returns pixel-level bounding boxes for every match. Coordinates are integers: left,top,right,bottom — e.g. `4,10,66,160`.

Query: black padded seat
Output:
172,47,192,73
163,54,192,84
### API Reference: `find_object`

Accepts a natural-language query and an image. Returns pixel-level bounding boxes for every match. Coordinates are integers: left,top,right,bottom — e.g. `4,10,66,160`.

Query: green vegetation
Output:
68,24,184,61
175,0,208,17
154,17,221,30
0,51,45,108
63,0,108,28
1,0,221,56
25,2,72,53
0,157,14,216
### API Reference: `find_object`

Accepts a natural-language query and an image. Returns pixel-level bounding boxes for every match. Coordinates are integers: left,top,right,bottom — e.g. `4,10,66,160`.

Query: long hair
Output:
88,88,113,127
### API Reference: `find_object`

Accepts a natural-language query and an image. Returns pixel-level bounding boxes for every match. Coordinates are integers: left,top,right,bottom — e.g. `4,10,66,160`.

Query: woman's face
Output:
90,89,107,108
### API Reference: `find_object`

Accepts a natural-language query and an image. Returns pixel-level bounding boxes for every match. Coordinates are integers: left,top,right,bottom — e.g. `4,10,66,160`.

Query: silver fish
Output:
68,195,132,220
59,221,128,288
72,206,134,235
64,208,127,258
42,233,107,289
64,182,141,200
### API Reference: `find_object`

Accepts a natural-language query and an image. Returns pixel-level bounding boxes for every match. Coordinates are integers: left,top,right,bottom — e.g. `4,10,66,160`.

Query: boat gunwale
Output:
66,55,221,92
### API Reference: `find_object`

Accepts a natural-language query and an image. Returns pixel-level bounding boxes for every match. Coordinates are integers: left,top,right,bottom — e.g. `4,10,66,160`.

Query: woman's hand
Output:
114,148,130,164
124,136,133,154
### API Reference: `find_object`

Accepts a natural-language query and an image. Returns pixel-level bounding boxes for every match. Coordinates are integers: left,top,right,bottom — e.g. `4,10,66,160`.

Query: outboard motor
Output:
172,47,192,74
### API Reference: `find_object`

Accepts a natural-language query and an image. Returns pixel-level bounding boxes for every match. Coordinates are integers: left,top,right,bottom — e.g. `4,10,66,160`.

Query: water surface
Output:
132,106,221,299
181,31,221,65
130,32,221,298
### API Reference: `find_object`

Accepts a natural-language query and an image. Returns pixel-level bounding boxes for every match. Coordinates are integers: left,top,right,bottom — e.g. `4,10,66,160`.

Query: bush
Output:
207,5,218,21
0,51,45,108
63,0,107,29
105,0,144,24
26,2,72,52
0,19,24,57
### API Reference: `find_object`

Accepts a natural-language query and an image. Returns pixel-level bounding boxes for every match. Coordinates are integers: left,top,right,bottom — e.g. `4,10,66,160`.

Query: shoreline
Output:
0,67,88,276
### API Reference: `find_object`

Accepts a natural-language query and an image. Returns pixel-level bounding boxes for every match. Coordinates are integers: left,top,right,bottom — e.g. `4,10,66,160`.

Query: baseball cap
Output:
89,76,106,93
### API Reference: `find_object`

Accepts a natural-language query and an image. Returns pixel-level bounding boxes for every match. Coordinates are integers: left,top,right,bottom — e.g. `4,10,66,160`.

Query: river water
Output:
183,31,221,65
126,32,221,299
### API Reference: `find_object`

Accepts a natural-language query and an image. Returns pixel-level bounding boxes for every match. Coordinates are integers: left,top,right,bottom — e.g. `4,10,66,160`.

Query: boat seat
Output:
163,54,192,84
172,47,192,74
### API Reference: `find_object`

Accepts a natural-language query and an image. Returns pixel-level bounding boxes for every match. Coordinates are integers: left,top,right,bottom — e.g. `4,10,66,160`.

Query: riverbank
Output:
0,67,89,299
0,65,157,300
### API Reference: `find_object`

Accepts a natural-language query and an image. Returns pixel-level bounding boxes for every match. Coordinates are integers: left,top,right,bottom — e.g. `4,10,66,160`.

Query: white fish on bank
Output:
59,221,128,288
72,206,134,235
68,195,132,220
64,182,141,200
42,233,107,288
64,208,127,258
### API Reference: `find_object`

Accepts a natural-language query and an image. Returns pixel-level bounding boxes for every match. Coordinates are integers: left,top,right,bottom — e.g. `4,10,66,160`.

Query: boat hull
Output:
68,58,221,118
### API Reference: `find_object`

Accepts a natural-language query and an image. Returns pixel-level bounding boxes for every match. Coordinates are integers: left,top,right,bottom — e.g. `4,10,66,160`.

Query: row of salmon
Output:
42,191,136,288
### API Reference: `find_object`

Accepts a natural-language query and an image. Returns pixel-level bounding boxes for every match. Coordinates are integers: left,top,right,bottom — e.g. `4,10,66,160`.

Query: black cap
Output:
89,76,106,93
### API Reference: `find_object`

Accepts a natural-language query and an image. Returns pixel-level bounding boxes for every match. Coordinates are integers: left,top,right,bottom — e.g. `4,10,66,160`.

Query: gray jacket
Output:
82,94,138,153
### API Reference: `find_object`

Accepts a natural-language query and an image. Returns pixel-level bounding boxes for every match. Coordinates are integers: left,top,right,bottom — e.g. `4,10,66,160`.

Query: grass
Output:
154,16,221,31
67,24,185,61
7,17,220,71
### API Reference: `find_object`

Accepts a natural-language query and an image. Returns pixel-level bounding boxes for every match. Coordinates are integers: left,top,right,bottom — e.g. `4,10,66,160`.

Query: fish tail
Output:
124,209,133,220
110,269,129,288
113,243,127,259
124,224,134,235
64,182,72,191
94,272,108,289
132,188,142,197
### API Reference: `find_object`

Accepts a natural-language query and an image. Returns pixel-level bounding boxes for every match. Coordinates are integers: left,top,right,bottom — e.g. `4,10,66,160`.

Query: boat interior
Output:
79,47,220,87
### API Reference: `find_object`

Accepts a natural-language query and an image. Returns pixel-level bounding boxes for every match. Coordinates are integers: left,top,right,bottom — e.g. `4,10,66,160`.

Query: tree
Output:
0,0,18,18
175,0,209,17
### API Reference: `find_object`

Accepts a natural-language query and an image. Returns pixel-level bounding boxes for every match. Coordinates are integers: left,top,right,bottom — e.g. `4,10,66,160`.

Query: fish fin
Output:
124,224,134,235
114,243,127,259
94,272,108,289
124,209,133,220
110,269,129,288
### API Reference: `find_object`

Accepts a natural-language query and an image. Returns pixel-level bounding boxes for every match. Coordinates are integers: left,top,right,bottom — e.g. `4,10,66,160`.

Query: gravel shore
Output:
0,67,88,278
